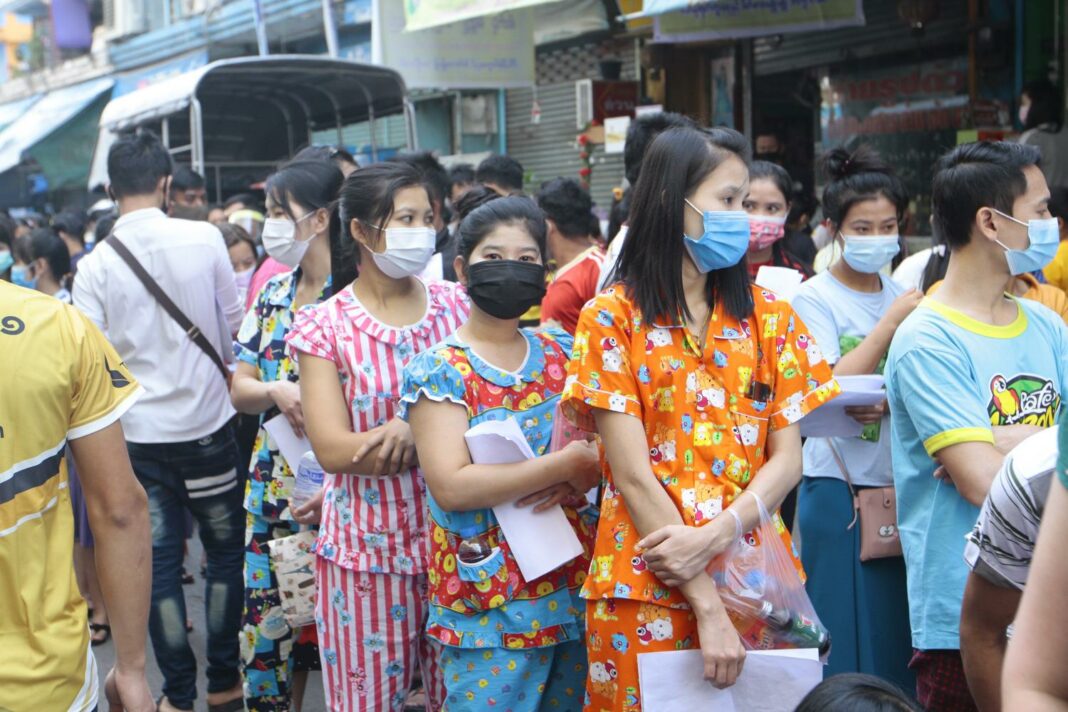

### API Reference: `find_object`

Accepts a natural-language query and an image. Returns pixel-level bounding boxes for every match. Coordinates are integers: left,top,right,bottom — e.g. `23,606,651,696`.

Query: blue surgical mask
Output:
841,234,901,274
11,264,36,290
683,199,750,273
992,209,1060,276
0,250,12,276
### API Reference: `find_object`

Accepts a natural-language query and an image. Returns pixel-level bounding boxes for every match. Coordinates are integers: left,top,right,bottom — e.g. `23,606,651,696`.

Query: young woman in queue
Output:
286,162,470,711
790,146,918,690
229,159,341,711
401,196,599,709
562,126,839,709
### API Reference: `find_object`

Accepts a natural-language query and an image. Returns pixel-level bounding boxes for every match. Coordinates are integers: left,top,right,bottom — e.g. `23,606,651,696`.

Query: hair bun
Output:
821,145,889,182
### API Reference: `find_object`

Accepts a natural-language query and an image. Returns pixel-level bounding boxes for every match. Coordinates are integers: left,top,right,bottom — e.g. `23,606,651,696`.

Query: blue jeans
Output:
127,422,244,710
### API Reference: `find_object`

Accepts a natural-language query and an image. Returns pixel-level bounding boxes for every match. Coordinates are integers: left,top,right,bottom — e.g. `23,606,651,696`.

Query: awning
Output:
621,0,699,20
403,0,565,31
0,76,113,175
0,94,41,133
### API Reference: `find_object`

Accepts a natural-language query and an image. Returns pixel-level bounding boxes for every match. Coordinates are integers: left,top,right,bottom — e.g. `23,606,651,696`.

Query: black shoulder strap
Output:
106,232,230,382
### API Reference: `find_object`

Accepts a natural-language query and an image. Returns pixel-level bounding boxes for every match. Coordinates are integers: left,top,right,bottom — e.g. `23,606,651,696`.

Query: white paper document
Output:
263,414,313,473
755,265,804,302
799,374,887,438
464,418,584,581
638,648,822,711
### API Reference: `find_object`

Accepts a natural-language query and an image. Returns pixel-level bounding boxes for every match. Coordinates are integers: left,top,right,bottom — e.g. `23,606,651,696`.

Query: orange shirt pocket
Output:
726,395,770,485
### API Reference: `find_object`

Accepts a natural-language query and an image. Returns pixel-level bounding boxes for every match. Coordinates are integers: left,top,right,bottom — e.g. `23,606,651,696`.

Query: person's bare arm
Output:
596,409,746,688
297,352,407,476
960,572,1021,712
230,362,275,414
639,425,802,587
934,442,1007,507
407,396,599,511
1003,482,1068,711
69,421,154,712
833,288,921,376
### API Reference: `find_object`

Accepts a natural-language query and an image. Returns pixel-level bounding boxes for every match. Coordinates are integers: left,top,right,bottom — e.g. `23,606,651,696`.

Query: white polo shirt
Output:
74,208,243,443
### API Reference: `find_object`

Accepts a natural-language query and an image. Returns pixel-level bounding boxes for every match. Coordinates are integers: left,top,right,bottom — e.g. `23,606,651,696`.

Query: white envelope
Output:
799,374,887,438
638,648,822,711
263,413,313,473
755,265,804,302
464,418,584,581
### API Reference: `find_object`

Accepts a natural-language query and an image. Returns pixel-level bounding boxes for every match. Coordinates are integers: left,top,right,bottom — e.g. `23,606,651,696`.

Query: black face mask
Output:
465,260,546,320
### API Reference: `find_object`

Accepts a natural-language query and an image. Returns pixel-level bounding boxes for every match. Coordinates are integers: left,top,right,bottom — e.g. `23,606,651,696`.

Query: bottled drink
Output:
457,526,492,565
720,589,831,657
291,450,324,509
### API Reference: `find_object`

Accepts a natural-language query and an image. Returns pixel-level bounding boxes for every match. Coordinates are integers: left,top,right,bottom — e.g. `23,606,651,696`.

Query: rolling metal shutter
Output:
506,37,639,214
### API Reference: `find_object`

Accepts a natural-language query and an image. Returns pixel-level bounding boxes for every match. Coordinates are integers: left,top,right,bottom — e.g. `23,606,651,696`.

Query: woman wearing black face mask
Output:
399,196,600,709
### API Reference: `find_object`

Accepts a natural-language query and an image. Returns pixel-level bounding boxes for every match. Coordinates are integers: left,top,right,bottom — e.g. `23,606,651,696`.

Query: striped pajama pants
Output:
315,558,444,712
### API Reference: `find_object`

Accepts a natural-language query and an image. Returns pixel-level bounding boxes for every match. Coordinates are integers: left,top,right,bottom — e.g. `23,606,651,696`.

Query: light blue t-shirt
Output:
792,271,904,486
886,296,1068,649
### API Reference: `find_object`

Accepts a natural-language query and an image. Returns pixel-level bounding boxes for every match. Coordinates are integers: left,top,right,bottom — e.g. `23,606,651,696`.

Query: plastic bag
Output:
706,493,830,659
266,530,318,629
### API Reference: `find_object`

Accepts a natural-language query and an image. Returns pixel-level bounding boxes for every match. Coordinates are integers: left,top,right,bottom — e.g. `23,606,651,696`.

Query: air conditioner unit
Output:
103,0,147,39
575,78,593,129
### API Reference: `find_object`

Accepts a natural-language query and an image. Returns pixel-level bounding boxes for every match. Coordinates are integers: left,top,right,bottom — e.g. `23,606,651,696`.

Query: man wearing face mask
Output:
73,129,246,712
885,141,1068,712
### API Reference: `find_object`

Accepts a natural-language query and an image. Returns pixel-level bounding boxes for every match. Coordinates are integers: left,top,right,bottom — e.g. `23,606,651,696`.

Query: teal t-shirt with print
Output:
887,296,1068,650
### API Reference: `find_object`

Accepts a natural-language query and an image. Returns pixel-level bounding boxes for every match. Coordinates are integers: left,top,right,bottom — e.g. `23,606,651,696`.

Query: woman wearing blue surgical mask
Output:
11,228,72,302
564,126,838,707
790,145,918,690
229,158,340,712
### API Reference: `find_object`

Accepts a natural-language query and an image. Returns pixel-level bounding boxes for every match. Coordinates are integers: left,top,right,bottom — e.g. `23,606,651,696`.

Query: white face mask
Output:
262,214,316,268
367,226,437,279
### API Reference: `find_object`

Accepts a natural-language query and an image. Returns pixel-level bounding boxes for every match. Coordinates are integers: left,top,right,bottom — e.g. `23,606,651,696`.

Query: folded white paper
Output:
799,374,887,438
464,418,584,581
263,413,313,474
755,265,804,302
638,648,822,711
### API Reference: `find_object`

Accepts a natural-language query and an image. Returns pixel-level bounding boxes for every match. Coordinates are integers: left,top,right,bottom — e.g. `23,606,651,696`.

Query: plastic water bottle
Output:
457,526,492,565
291,451,324,509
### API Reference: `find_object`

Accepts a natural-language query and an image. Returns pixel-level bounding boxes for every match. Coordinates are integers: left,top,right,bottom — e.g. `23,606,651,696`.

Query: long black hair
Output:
457,195,547,263
615,126,753,323
332,162,427,289
1022,79,1062,132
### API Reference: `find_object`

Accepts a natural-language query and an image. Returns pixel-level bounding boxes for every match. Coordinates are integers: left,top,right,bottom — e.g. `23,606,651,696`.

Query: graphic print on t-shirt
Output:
988,373,1060,426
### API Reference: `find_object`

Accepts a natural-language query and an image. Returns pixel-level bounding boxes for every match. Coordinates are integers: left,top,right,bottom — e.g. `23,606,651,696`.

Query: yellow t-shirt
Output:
0,282,140,712
1043,239,1068,292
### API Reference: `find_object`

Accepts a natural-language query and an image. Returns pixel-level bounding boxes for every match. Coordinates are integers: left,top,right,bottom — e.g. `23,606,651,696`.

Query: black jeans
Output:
127,422,244,709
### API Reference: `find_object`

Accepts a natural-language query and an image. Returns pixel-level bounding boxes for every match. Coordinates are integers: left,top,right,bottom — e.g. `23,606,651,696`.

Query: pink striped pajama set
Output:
286,280,469,712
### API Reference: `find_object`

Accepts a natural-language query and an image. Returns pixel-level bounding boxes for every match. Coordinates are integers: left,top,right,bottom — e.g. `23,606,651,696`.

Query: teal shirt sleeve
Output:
398,348,468,421
892,347,994,456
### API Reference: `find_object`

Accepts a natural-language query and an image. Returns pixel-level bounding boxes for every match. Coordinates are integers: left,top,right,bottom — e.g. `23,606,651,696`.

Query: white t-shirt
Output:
792,270,904,486
892,248,932,292
596,225,628,292
73,208,243,443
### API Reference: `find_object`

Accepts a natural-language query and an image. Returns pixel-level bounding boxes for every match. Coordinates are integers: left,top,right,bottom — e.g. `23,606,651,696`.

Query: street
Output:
92,535,327,712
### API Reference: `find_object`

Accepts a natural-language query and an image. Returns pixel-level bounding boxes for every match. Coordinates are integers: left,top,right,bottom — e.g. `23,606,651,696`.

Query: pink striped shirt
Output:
286,280,469,575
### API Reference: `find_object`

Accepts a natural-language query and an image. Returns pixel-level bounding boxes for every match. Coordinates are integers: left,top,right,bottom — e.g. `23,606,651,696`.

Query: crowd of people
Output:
3,101,1068,712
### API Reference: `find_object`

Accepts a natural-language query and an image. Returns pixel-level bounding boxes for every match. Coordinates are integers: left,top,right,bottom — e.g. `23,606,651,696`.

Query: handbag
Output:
266,530,318,628
105,233,232,386
828,441,902,561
